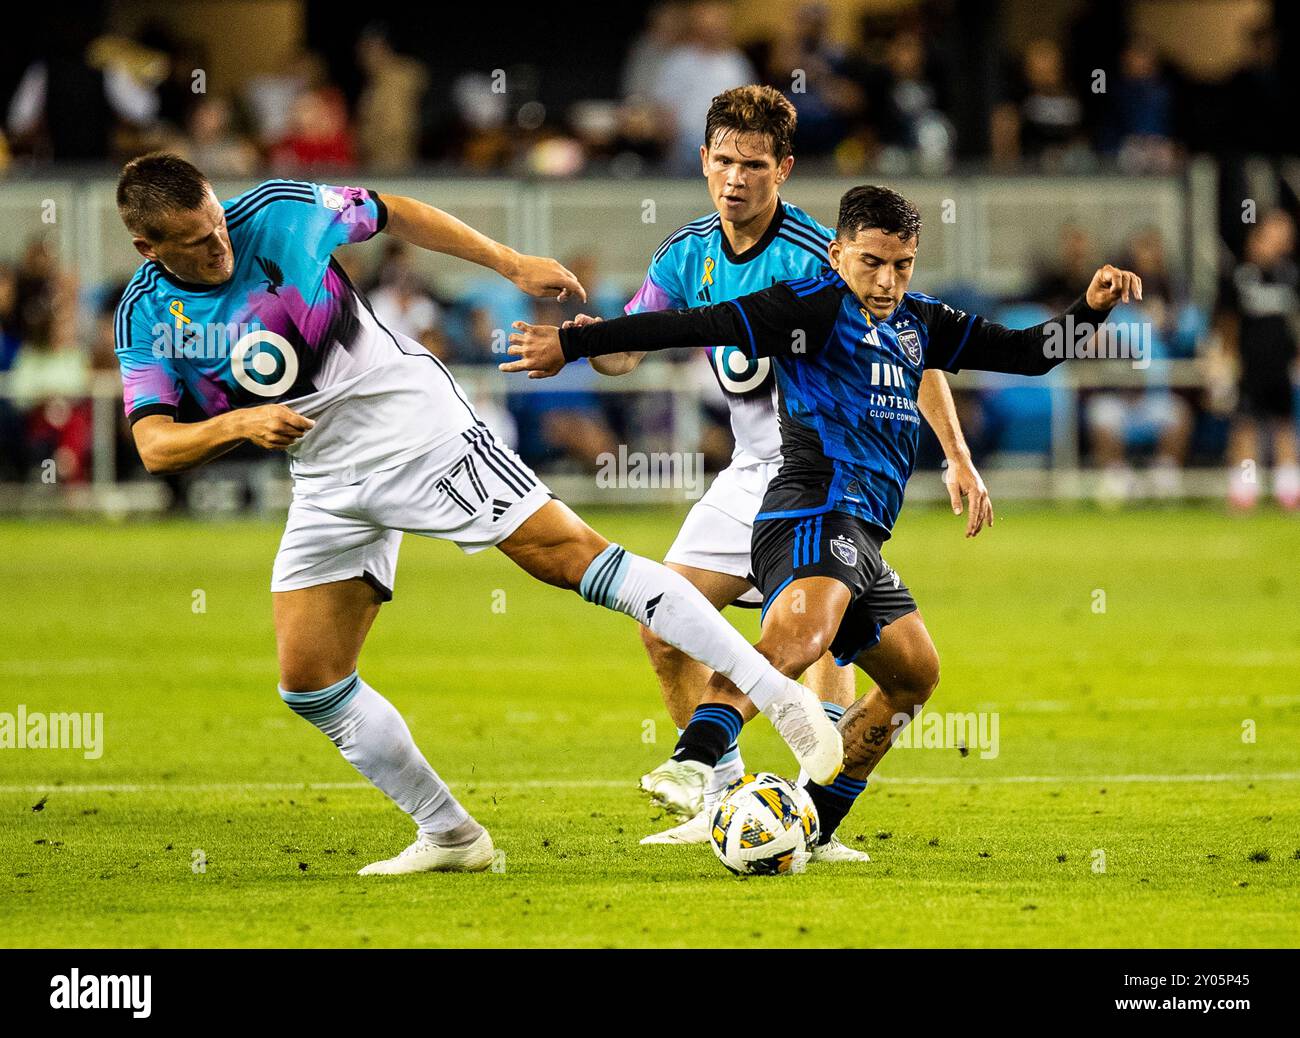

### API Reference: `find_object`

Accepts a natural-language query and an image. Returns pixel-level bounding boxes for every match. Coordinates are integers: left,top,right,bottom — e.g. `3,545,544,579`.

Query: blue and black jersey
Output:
561,271,1112,535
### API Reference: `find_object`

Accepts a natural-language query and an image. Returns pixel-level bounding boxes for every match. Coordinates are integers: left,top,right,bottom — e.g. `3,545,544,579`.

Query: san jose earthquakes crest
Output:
830,534,858,567
897,328,922,365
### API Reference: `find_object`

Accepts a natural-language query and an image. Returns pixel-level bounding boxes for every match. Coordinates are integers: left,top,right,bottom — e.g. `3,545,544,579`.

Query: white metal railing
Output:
0,357,1231,510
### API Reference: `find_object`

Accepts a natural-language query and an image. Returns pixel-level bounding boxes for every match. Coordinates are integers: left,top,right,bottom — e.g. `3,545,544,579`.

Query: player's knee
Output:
889,648,940,707
757,636,828,679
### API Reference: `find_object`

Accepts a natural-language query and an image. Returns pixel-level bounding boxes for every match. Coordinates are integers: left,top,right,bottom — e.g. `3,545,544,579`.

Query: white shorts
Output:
664,458,780,606
271,425,552,600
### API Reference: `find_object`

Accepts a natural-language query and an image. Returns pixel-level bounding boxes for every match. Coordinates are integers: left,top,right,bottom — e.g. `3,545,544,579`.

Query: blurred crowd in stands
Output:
0,1,1297,509
1,1,1292,177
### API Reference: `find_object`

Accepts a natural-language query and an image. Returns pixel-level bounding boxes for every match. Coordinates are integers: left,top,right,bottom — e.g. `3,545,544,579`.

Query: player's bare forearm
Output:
380,194,585,302
917,369,969,463
381,194,516,277
132,406,314,475
918,369,993,536
132,412,251,474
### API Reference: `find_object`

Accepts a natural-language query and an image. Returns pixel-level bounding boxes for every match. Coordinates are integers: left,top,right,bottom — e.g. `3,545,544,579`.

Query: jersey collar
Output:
720,198,786,265
152,260,227,294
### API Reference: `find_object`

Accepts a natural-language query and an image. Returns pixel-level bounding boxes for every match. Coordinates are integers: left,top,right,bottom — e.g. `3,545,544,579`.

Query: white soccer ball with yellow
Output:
709,772,819,876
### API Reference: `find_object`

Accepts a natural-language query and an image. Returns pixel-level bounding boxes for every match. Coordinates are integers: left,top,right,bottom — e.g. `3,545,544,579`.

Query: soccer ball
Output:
709,773,819,876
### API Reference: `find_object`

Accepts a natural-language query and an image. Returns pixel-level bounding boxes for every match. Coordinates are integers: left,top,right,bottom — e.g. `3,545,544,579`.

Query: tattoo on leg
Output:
838,695,917,776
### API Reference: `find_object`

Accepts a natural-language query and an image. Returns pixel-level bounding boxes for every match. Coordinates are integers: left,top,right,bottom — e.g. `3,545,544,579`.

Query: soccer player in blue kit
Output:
504,184,1142,853
570,87,990,858
111,154,846,875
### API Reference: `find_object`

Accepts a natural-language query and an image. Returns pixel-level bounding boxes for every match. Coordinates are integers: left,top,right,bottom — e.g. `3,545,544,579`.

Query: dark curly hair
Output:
836,185,922,243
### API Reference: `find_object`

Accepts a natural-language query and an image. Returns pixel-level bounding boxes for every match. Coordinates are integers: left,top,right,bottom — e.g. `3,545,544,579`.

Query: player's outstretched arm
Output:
132,406,314,475
501,282,839,379
380,194,586,303
937,264,1142,376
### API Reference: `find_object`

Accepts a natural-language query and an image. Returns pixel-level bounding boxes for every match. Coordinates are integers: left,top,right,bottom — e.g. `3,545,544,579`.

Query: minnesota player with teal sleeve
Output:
625,201,833,466
109,155,848,877
117,179,386,423
114,178,465,485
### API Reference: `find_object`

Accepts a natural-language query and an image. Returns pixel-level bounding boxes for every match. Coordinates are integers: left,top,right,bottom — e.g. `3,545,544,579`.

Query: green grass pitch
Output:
1,503,1297,948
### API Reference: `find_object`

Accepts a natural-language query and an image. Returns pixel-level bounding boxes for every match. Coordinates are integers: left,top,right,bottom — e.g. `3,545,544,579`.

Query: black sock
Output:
803,774,867,845
672,704,744,767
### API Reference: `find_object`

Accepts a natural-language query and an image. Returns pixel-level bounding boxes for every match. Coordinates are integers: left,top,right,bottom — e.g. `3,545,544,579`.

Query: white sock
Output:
701,727,746,808
705,755,747,815
279,673,475,842
1274,463,1300,504
579,544,793,709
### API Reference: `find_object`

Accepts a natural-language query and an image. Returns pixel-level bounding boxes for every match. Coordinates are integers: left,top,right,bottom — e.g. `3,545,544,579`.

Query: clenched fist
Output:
238,404,315,449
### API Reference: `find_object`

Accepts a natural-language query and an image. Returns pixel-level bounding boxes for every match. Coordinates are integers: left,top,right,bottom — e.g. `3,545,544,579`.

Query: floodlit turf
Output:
1,503,1297,948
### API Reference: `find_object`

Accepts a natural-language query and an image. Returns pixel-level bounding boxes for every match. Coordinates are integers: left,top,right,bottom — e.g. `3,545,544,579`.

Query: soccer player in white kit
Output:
564,88,992,857
112,154,844,875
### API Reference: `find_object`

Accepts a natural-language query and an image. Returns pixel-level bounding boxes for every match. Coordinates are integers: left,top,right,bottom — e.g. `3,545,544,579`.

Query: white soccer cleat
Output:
639,759,712,819
809,834,872,864
762,679,844,785
357,829,495,876
639,809,710,845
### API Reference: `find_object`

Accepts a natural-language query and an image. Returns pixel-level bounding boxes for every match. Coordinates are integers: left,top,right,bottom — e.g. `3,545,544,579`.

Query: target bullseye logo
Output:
714,345,771,394
230,330,299,397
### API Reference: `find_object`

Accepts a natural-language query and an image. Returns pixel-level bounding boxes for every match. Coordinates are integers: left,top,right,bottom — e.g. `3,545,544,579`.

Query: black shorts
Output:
751,510,918,666
1238,374,1295,419
1238,342,1297,419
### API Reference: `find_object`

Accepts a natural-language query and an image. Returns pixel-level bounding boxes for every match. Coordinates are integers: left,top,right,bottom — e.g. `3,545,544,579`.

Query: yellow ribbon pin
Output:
701,256,715,286
170,300,192,330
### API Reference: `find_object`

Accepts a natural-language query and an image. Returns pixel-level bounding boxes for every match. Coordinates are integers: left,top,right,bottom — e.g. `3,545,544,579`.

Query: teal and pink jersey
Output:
114,180,482,485
625,199,834,465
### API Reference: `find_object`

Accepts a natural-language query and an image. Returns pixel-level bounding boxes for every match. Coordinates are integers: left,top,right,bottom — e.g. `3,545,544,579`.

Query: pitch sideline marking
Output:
2,772,1299,795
